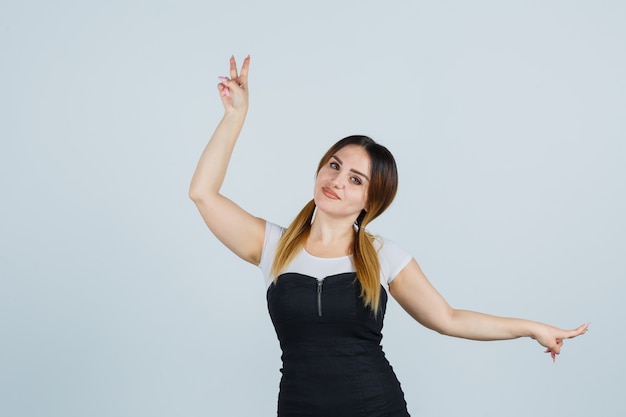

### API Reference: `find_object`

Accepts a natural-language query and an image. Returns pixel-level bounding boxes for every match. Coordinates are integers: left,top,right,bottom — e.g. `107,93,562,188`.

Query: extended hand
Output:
535,322,589,363
218,55,250,115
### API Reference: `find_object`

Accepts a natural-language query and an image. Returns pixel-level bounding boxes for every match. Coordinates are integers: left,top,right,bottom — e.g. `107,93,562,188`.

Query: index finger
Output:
571,323,590,337
562,323,590,340
229,55,238,79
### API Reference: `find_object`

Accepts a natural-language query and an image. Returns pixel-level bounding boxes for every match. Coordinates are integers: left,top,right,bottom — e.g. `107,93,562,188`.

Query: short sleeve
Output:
258,221,285,286
375,236,413,286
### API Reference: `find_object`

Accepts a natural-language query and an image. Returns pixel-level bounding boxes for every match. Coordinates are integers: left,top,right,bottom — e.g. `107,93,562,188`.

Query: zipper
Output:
317,278,324,317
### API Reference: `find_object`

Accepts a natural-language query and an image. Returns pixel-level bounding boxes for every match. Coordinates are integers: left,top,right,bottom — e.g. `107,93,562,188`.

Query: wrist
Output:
222,108,247,123
525,321,544,340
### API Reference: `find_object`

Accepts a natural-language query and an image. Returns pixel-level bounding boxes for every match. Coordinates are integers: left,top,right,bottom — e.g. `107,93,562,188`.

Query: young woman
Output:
189,56,588,417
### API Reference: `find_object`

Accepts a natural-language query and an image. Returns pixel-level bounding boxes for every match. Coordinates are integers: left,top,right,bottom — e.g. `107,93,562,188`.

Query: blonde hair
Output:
270,136,398,313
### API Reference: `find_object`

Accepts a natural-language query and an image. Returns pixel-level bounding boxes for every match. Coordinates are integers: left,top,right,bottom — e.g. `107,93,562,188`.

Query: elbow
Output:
413,316,451,337
189,189,212,207
428,308,457,337
189,187,221,207
435,327,455,338
188,183,212,204
188,187,202,203
430,323,453,337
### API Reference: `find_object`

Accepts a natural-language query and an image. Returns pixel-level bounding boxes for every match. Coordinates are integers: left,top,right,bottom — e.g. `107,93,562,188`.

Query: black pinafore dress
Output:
267,272,410,417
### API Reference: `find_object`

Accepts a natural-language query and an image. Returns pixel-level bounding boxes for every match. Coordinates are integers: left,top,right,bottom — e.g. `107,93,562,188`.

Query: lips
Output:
322,187,340,200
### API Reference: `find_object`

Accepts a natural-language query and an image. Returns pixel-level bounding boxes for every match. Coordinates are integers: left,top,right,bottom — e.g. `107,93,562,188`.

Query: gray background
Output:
2,1,624,416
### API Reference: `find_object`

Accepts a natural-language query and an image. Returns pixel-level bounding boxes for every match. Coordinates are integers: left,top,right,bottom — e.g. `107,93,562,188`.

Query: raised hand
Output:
217,55,250,115
190,53,265,266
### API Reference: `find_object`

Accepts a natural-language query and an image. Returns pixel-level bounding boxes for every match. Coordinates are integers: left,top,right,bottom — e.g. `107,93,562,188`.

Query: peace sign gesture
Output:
218,55,250,115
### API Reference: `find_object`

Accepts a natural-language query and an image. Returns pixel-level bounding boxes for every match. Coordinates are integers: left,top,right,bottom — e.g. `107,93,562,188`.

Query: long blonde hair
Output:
270,135,398,313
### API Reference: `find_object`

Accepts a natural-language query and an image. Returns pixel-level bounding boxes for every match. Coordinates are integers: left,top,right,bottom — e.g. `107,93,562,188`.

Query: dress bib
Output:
267,272,410,417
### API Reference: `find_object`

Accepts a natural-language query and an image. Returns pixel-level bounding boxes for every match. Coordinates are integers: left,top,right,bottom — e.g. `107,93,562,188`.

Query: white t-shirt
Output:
258,222,413,290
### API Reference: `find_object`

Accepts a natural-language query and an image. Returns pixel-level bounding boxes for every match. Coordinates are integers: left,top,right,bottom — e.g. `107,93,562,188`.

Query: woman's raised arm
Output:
189,55,265,265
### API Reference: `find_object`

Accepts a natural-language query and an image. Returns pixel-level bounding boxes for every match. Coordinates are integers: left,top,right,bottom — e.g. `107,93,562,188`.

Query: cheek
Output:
314,175,326,191
315,168,329,182
354,187,368,208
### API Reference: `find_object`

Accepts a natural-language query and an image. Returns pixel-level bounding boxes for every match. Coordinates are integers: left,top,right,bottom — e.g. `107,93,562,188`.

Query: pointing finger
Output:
229,55,238,80
563,323,590,339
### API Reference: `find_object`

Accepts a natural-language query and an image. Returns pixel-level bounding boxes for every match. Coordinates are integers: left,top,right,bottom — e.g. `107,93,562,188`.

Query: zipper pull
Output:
317,279,324,317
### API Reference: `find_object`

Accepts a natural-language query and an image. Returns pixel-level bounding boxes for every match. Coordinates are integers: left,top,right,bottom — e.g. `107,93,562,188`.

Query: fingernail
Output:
218,76,228,82
224,87,230,97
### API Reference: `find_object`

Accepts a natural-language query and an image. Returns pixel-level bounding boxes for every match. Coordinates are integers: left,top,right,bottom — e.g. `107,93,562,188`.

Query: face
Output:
313,144,371,220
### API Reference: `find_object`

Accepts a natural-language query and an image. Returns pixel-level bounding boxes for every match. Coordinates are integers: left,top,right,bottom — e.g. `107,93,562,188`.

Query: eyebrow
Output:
332,155,370,181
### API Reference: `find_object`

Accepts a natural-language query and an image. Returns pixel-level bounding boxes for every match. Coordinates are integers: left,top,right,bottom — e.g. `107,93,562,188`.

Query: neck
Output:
307,211,356,254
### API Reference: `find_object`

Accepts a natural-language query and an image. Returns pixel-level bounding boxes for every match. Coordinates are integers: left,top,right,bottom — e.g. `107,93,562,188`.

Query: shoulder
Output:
372,233,410,260
371,233,413,285
265,221,285,245
258,222,285,282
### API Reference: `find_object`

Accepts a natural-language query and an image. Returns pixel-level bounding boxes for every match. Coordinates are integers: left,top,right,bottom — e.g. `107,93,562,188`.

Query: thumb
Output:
551,339,564,355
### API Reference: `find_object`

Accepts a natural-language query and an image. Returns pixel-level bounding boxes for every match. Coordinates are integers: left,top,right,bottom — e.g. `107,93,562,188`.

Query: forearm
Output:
441,309,545,341
189,111,246,200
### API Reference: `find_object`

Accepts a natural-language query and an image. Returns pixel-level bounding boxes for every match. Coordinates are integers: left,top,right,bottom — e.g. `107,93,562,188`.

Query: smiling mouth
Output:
322,187,340,200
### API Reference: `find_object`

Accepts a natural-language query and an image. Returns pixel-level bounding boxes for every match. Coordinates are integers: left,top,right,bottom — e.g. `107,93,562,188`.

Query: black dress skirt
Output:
267,272,410,417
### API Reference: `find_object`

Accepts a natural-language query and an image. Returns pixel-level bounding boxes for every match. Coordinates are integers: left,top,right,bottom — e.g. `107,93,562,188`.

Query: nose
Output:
331,174,345,188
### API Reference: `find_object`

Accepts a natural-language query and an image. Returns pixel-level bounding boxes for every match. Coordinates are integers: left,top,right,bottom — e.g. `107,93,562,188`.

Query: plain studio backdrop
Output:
1,1,624,416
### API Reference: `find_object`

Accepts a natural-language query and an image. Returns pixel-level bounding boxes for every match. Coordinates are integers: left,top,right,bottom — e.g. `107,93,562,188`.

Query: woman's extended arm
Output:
389,259,588,361
189,55,265,265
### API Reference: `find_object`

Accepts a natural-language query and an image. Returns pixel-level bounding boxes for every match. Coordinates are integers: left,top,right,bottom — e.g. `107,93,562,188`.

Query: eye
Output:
330,162,339,170
351,176,362,185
